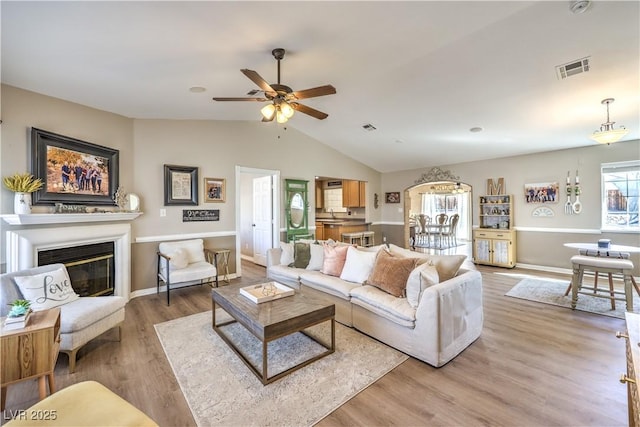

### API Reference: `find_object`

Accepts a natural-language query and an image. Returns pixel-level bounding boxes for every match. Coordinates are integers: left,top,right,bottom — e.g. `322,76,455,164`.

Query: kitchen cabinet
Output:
342,180,366,208
473,229,516,268
321,222,369,242
315,221,324,240
315,180,324,209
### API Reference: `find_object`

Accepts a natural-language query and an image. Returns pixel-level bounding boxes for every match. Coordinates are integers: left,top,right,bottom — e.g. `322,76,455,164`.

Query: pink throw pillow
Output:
320,243,350,277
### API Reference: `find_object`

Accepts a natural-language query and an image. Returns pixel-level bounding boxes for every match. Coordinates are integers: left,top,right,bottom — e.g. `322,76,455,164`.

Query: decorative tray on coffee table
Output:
239,282,295,304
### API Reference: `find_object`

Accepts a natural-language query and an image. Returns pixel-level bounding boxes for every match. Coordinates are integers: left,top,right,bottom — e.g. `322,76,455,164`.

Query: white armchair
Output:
157,239,217,305
0,264,126,373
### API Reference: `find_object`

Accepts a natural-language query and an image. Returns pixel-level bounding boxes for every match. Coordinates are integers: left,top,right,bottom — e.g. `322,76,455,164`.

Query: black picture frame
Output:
164,164,198,206
385,192,400,203
31,128,119,206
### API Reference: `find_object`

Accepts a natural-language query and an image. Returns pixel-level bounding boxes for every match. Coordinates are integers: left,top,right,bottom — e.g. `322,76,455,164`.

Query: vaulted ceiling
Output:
2,1,638,173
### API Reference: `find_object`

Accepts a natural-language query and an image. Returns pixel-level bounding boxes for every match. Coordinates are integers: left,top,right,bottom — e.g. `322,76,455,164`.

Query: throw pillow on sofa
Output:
340,246,379,284
366,249,418,297
280,242,295,266
291,242,312,268
387,244,466,281
405,262,440,307
306,243,324,270
320,243,350,276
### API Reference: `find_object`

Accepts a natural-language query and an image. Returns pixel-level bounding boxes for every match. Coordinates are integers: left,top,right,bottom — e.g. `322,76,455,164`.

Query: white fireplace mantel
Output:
1,212,142,225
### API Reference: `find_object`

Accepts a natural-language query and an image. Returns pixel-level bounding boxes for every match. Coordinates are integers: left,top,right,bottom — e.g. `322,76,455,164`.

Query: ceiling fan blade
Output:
291,103,329,120
261,115,274,122
241,69,276,95
291,85,336,100
212,97,267,102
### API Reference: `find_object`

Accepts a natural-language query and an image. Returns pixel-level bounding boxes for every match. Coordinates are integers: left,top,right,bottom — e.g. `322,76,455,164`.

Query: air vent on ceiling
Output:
362,123,377,131
556,57,590,80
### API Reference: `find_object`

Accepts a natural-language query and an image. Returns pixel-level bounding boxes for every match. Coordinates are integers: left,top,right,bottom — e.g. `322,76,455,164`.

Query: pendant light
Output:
590,98,629,144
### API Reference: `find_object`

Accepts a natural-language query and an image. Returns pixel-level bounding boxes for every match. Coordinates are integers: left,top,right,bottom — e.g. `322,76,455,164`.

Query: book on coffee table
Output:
240,282,294,304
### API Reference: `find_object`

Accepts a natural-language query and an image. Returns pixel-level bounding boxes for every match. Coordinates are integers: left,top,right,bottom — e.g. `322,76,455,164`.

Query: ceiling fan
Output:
212,48,336,123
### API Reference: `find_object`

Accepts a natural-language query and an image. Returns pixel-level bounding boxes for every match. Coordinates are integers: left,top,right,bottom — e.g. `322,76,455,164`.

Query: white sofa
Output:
266,243,483,367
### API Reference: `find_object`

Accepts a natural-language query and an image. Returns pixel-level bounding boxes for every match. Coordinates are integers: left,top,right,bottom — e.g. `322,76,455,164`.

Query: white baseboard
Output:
130,275,238,299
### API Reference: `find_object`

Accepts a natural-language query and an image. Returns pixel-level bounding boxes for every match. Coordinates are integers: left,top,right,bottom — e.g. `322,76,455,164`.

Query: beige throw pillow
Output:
366,250,417,298
387,244,466,281
405,263,440,307
14,267,80,311
169,248,189,270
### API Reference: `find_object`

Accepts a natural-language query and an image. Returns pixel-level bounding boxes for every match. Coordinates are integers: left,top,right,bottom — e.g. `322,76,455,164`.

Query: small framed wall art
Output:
385,192,400,203
204,177,225,203
164,164,198,206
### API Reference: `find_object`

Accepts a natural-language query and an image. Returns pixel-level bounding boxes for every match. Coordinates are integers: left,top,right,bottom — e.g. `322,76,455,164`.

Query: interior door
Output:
252,175,272,266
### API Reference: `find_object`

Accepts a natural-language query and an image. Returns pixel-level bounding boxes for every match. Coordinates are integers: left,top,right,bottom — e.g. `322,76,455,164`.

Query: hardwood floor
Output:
1,259,629,426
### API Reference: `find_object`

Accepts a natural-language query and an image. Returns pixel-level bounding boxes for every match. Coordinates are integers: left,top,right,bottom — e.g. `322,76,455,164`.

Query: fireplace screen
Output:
38,242,115,297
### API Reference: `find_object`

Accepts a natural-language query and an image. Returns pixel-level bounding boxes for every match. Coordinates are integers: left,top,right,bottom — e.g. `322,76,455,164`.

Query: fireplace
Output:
38,242,115,297
5,221,133,300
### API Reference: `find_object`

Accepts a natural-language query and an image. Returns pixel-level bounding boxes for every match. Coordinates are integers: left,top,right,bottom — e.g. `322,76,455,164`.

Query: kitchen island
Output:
315,220,371,242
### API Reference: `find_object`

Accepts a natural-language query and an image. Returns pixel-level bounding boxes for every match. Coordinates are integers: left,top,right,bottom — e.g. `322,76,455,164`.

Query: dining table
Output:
564,242,640,254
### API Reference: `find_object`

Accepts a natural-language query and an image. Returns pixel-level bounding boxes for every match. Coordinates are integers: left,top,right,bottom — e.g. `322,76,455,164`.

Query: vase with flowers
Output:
2,173,44,215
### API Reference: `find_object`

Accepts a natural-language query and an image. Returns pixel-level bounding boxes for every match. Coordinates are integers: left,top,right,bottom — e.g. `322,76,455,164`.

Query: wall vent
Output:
556,57,590,80
362,123,377,131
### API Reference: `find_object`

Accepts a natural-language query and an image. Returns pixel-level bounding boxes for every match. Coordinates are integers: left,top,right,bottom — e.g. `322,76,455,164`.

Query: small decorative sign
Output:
182,209,219,222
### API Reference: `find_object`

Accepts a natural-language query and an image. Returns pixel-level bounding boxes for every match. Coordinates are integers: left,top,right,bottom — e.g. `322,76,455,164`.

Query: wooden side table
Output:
1,307,61,410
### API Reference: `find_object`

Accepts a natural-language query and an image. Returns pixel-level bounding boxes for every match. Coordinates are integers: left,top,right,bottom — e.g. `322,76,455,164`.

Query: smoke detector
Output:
570,1,591,14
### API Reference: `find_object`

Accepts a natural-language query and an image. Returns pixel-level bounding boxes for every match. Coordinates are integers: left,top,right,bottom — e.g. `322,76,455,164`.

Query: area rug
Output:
506,277,640,319
155,310,408,427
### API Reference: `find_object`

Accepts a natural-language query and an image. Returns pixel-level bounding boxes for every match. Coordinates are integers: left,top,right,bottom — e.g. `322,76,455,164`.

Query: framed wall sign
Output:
204,177,225,203
30,128,119,206
182,209,220,222
164,164,198,206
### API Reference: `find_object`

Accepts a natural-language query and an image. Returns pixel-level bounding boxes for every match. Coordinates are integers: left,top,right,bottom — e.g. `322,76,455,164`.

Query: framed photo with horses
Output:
30,128,119,206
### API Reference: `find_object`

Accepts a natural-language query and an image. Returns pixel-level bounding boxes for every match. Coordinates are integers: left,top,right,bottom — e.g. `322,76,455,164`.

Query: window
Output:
601,160,639,231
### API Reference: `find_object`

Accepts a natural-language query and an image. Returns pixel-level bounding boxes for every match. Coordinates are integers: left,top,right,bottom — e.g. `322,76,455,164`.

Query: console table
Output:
1,308,61,410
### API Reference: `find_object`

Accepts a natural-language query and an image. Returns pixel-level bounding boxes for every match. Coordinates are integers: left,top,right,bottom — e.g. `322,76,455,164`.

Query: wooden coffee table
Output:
212,283,335,385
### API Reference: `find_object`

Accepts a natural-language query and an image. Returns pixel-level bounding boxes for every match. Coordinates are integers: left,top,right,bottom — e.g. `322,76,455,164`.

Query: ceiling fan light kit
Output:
589,98,629,145
213,48,336,123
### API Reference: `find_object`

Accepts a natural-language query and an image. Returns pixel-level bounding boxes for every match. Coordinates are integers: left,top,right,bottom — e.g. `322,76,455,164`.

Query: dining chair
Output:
416,214,430,247
443,214,460,247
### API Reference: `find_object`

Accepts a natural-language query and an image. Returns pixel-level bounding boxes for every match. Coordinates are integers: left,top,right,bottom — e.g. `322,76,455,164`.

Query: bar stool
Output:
570,254,636,311
342,232,363,246
361,231,375,247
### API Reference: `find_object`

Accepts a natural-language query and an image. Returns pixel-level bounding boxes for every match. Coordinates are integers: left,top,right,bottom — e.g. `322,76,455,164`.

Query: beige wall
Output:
2,83,638,286
0,85,382,292
381,140,640,273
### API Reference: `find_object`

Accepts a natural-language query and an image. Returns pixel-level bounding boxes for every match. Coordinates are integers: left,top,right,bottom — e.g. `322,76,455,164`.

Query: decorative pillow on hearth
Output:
14,266,80,311
169,248,189,270
320,243,350,276
291,242,311,268
340,246,379,284
366,249,418,297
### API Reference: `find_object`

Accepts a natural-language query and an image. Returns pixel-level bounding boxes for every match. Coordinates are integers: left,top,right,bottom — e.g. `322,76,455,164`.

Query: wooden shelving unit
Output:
473,194,516,268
